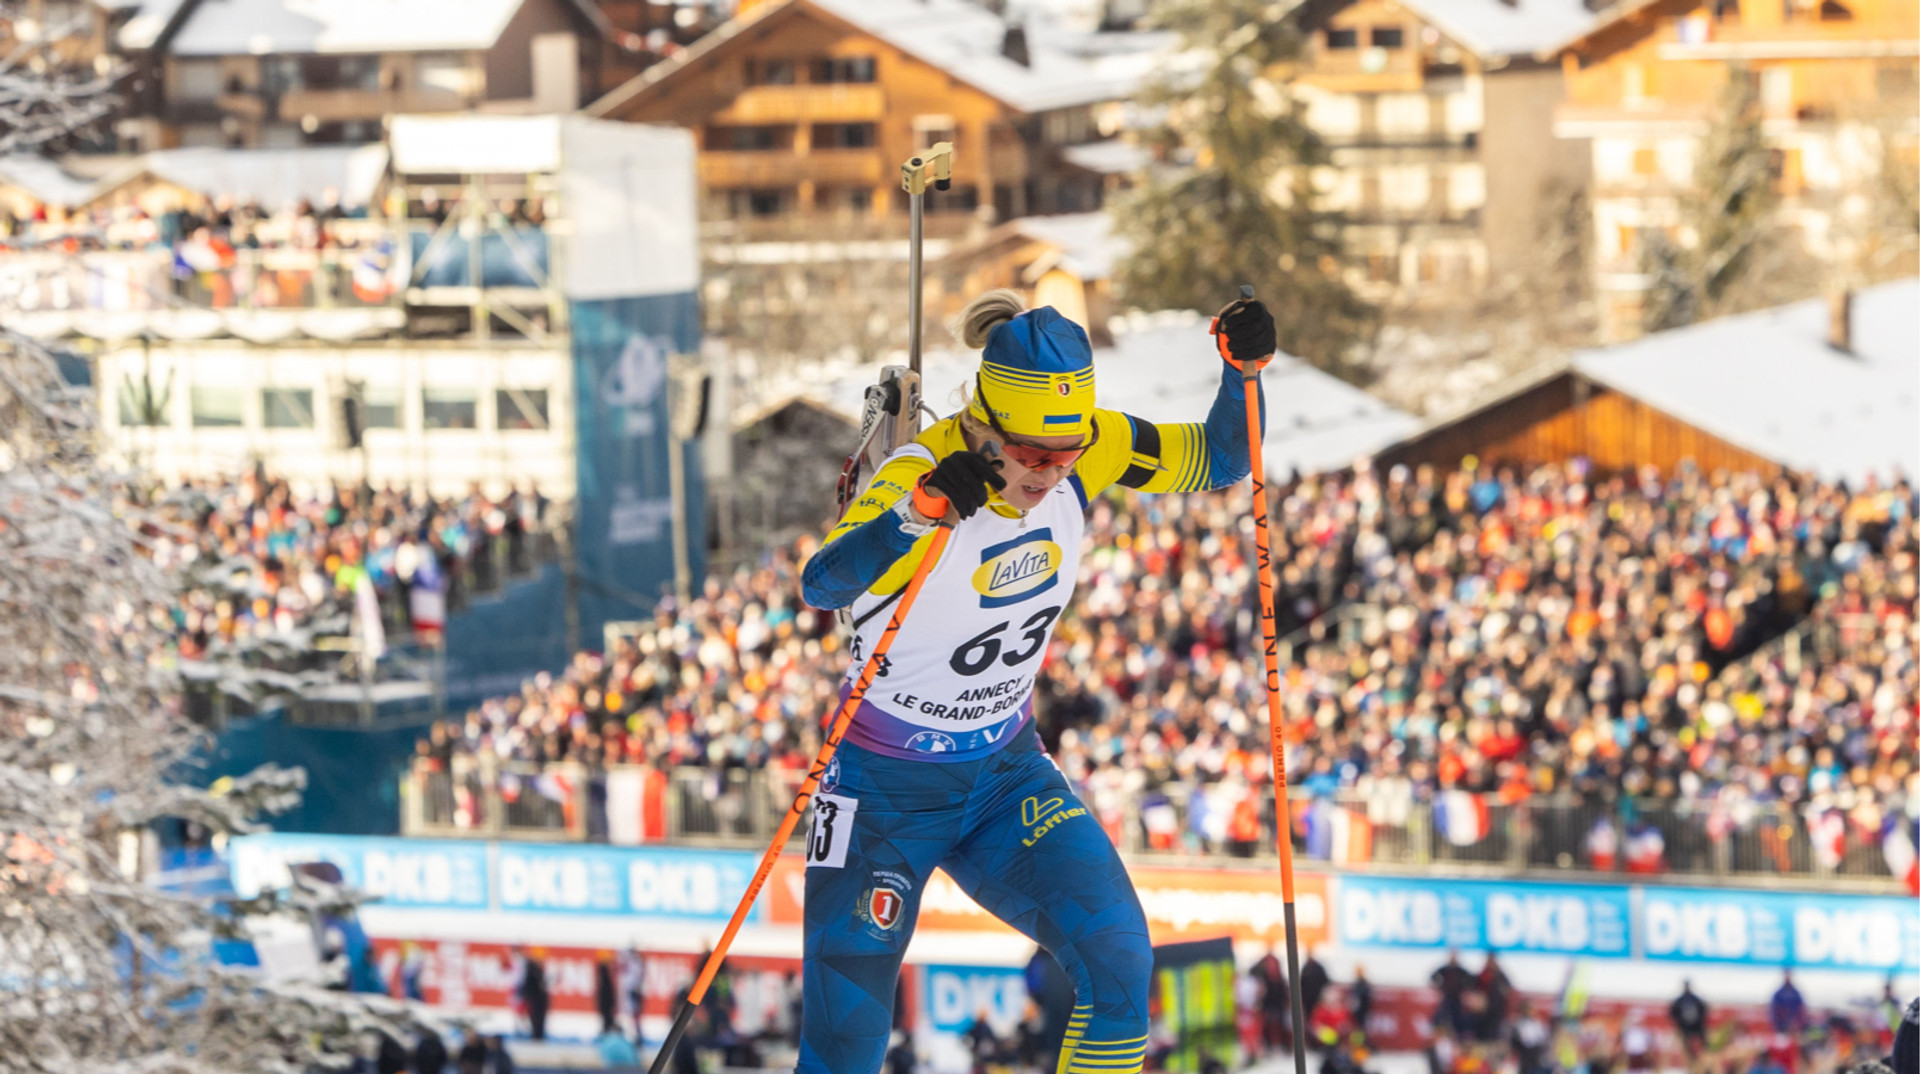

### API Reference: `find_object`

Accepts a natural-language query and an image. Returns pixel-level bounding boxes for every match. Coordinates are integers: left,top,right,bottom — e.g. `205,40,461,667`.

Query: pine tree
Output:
1642,64,1789,332
1112,0,1375,381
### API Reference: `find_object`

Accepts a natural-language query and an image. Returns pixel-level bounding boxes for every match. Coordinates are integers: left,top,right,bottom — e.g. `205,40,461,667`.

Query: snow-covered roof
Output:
1393,0,1600,59
1007,211,1124,280
810,0,1165,112
112,145,390,210
0,156,102,207
1568,280,1919,484
591,0,1171,119
1060,139,1150,175
114,0,189,50
797,311,1416,478
169,0,530,56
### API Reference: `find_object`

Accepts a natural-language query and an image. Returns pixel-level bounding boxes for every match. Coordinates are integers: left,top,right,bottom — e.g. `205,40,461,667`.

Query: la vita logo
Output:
973,529,1062,609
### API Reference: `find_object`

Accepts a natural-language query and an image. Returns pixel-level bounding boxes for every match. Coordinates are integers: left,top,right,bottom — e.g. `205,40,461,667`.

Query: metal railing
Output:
0,243,403,314
396,760,1907,890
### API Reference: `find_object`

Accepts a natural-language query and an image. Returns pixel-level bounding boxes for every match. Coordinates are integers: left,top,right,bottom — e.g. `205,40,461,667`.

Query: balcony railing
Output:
725,83,887,123
0,242,402,317
697,148,886,188
398,760,1908,891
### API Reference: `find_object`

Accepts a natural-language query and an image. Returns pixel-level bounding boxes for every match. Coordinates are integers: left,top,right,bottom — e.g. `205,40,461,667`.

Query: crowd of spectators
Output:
131,469,557,669
408,458,1917,877
1232,952,1910,1074
2,185,549,310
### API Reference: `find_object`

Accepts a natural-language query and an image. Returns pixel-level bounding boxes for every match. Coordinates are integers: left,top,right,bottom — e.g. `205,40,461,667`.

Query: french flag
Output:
1436,790,1491,847
1884,816,1919,895
1624,824,1666,873
1331,805,1374,863
1809,809,1847,871
1304,801,1372,862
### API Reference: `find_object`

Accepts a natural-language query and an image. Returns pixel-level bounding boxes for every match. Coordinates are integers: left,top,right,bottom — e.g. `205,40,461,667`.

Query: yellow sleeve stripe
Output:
1178,424,1204,492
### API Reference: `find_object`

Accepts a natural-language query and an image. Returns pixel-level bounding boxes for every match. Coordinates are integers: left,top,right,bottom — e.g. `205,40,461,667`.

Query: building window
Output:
363,384,402,429
1879,61,1919,99
1632,146,1659,176
1372,26,1405,48
191,386,244,428
1768,147,1804,195
707,125,788,151
812,56,876,84
813,122,877,149
302,55,381,91
913,114,958,151
819,186,873,212
174,59,223,101
417,52,480,97
261,55,302,96
423,388,477,429
262,388,314,429
747,189,787,216
747,59,797,85
1326,28,1359,49
117,379,168,426
496,389,550,431
924,184,979,214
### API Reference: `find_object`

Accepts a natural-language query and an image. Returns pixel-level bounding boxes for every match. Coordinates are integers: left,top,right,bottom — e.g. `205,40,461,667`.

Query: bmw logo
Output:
905,731,958,754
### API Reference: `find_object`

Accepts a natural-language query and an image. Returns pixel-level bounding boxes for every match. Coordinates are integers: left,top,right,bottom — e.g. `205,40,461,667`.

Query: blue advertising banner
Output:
494,843,762,922
1641,887,1920,973
229,834,490,911
1337,875,1632,958
922,964,1028,1034
227,835,765,923
570,292,704,638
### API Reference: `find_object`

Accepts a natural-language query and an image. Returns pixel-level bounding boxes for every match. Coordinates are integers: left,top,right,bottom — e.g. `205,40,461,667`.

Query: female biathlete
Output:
797,289,1275,1074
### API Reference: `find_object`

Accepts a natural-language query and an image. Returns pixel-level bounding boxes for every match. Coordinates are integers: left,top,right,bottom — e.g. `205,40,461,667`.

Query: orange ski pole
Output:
1214,284,1308,1074
647,515,955,1074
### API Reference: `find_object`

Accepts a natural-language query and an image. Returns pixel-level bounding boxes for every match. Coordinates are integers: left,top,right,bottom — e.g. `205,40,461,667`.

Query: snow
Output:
116,0,190,50
1006,210,1124,280
0,155,101,207
792,0,1171,114
168,0,530,56
128,144,390,210
1061,139,1152,176
780,310,1417,478
1570,278,1920,485
1394,0,1601,60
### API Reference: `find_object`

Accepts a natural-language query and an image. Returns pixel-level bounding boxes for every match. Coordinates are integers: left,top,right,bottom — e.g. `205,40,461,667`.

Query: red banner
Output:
369,939,799,1032
769,855,1333,950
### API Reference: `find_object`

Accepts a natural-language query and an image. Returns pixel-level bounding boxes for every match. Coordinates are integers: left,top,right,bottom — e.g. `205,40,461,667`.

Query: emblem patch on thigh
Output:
855,869,914,937
805,792,857,869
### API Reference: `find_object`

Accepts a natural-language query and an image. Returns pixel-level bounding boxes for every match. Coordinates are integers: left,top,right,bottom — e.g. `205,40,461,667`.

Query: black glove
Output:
918,450,1005,521
1216,298,1276,369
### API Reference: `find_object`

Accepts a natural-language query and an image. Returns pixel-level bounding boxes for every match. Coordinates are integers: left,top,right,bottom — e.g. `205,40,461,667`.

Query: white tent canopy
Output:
126,144,391,211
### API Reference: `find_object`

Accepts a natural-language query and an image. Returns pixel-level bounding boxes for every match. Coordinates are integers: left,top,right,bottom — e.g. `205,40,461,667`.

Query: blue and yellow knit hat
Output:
968,306,1096,440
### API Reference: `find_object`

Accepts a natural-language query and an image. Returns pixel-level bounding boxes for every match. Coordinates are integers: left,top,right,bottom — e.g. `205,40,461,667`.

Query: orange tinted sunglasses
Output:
974,378,1097,471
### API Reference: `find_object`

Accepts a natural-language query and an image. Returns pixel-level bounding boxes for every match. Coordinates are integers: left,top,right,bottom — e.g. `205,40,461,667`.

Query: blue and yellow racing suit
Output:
795,361,1264,1074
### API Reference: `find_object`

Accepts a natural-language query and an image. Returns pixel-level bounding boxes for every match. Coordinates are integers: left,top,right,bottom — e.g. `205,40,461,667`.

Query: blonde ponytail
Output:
956,289,1026,349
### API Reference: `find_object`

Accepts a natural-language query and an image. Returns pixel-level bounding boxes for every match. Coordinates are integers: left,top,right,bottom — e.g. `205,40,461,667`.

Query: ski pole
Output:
1213,283,1309,1074
647,515,957,1074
